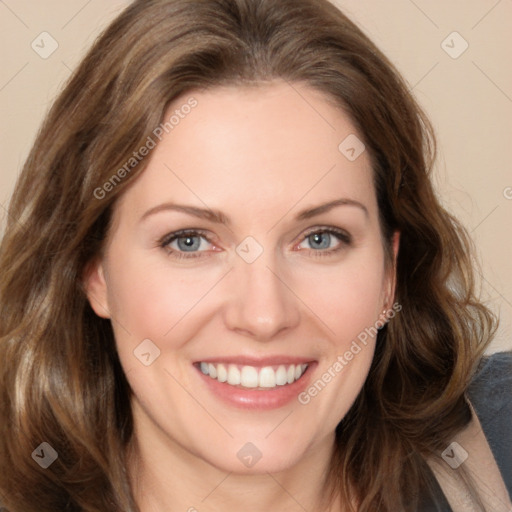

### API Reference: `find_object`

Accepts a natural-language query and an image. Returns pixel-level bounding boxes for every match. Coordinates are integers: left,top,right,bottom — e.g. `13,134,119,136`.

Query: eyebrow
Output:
140,198,368,225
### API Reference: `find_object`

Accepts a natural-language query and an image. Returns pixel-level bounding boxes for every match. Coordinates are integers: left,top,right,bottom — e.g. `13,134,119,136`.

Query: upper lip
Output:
194,356,314,367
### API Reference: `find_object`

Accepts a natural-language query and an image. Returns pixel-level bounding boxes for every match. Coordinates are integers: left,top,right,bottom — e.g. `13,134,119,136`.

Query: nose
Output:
222,253,301,341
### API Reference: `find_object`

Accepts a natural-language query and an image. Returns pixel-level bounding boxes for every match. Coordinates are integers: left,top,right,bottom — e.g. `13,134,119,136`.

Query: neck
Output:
128,415,344,512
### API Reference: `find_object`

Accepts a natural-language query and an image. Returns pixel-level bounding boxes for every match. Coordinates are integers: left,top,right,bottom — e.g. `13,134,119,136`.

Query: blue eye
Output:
297,228,352,256
160,230,213,259
159,226,352,261
173,234,204,252
307,232,333,250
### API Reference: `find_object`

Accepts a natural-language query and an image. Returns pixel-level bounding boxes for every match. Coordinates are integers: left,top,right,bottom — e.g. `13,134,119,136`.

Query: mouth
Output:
193,357,315,410
196,361,308,389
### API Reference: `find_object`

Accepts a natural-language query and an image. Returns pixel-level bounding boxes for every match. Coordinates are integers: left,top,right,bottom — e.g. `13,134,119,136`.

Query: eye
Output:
296,227,352,256
160,229,215,259
158,227,351,261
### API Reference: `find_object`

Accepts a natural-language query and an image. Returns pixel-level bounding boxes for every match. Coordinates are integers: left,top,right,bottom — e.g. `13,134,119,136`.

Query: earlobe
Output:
392,230,400,262
383,230,401,313
82,258,111,319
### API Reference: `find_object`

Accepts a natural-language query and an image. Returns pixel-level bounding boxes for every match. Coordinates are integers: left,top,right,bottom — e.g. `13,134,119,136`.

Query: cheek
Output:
336,265,385,332
104,249,223,342
293,251,387,344
295,260,384,431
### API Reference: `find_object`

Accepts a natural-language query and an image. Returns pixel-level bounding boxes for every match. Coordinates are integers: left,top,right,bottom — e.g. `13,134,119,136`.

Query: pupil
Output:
310,232,330,249
178,236,200,251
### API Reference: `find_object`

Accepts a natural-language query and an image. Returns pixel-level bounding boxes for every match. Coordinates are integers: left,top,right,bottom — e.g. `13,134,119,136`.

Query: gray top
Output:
420,350,512,511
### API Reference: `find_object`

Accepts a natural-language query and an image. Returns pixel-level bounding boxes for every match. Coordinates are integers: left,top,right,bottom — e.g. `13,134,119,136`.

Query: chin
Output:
190,426,326,476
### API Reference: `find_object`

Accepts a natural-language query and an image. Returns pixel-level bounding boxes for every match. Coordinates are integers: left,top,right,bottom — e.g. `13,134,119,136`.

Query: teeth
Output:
287,365,295,384
208,363,217,379
227,364,241,385
259,366,276,388
241,366,259,388
217,363,228,383
199,362,308,389
275,365,287,386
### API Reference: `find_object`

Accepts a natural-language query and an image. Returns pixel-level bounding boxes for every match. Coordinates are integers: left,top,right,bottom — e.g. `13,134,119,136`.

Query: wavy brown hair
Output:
0,0,497,510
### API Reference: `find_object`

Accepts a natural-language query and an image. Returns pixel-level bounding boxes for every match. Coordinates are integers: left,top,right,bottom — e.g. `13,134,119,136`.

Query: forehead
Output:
114,81,376,224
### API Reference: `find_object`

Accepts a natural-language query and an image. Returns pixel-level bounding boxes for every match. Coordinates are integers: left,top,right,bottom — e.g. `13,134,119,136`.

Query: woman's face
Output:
86,81,398,475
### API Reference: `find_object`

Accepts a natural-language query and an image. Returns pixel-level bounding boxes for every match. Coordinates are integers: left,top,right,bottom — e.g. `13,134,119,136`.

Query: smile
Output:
198,362,309,389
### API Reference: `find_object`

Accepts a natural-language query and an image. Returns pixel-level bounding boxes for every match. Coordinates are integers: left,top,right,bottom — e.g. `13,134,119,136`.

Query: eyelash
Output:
159,227,352,261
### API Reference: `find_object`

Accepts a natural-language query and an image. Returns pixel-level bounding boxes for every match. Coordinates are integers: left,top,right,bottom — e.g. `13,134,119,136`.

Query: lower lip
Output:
195,363,316,410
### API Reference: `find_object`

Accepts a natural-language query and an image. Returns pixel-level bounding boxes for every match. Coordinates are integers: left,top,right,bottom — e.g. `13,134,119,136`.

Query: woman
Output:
0,0,510,510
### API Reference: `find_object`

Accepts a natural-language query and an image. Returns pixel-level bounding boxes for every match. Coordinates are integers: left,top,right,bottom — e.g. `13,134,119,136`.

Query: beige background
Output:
0,1,511,352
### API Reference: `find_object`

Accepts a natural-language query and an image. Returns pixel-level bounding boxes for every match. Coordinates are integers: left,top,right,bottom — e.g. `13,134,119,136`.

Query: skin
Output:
84,80,400,511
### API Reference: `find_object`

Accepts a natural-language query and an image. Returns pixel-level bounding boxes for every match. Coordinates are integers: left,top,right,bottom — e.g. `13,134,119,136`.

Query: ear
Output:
383,230,400,312
82,258,111,319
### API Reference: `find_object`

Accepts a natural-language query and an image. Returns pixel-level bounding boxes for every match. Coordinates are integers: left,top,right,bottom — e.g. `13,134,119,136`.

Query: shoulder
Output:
467,350,512,497
468,350,512,406
419,351,512,511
